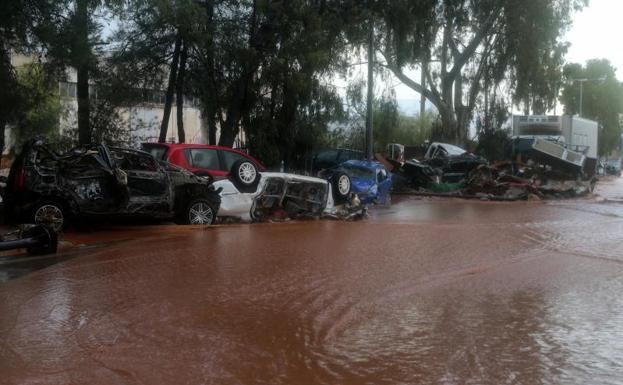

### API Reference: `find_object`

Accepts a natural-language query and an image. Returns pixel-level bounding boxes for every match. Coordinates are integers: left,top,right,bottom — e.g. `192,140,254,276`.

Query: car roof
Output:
341,159,386,171
429,142,467,156
142,142,265,168
142,142,247,152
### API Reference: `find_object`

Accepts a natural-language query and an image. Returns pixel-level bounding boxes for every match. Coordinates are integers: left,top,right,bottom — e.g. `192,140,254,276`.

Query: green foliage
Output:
0,0,65,151
374,105,435,149
560,59,623,156
502,0,581,113
475,129,512,162
378,0,586,144
11,63,62,148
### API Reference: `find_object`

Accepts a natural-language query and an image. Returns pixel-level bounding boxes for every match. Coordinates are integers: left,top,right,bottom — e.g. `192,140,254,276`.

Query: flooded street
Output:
2,178,623,385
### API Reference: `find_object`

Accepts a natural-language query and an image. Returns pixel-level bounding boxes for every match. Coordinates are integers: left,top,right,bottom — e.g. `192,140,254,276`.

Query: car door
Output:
376,168,392,203
185,148,225,178
111,149,172,215
60,148,120,214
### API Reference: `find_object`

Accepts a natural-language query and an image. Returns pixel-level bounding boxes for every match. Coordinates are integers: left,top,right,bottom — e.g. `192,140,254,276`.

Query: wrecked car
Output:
320,160,392,205
4,139,221,230
312,148,365,174
213,160,365,222
387,142,485,189
423,142,487,182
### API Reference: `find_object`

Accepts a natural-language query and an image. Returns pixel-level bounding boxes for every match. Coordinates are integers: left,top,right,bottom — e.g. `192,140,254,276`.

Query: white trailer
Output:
512,115,599,159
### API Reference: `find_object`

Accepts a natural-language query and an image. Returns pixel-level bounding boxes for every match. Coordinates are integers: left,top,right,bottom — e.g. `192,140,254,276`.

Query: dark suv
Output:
312,148,364,175
4,139,221,230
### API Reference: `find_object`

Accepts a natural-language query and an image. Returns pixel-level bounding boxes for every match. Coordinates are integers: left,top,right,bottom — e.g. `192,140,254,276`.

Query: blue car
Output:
322,160,392,205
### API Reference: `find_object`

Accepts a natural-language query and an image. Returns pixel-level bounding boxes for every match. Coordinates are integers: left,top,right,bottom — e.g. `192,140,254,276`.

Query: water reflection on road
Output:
1,178,623,384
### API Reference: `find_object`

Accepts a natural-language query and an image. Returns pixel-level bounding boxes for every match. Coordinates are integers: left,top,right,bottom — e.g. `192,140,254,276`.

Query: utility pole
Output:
420,62,426,118
365,9,374,160
573,77,606,117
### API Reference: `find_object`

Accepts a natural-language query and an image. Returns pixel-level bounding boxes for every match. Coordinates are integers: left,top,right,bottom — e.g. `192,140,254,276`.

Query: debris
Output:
319,160,392,205
214,161,367,222
386,139,597,201
0,225,58,255
3,138,221,229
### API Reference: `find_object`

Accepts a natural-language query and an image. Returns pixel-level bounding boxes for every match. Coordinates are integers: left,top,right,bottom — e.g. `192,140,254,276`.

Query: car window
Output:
142,145,168,161
342,164,374,179
187,148,220,170
439,144,466,156
315,150,338,163
337,150,352,163
112,150,159,171
221,150,248,171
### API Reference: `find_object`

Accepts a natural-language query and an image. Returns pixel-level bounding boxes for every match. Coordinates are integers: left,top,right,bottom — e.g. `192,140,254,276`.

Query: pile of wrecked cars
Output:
213,159,368,222
383,139,597,201
2,139,385,231
4,139,222,230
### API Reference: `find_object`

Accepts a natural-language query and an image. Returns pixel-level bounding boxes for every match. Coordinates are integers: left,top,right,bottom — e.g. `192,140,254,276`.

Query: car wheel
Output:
31,200,66,232
332,172,351,202
231,159,260,193
184,199,216,225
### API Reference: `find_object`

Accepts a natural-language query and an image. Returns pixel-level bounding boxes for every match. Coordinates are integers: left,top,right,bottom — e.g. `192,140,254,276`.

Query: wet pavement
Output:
1,177,623,384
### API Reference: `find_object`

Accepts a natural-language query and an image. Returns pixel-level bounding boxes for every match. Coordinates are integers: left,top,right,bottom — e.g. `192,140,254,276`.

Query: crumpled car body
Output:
213,172,364,222
393,142,486,188
4,139,221,228
423,142,487,182
321,160,392,205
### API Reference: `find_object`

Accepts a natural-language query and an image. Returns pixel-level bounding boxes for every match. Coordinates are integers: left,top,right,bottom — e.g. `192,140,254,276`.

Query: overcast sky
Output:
393,0,622,106
564,0,621,76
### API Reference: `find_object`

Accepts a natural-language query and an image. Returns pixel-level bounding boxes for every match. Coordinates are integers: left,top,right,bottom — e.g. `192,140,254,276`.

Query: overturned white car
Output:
212,160,365,222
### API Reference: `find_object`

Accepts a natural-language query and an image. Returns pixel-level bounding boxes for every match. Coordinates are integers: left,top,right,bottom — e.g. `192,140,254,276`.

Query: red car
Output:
141,143,265,179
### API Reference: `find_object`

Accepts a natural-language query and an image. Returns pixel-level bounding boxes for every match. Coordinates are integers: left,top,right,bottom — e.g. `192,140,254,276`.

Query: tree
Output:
10,63,63,149
560,59,623,156
243,0,348,169
44,0,122,144
112,0,204,143
0,0,62,152
374,0,585,144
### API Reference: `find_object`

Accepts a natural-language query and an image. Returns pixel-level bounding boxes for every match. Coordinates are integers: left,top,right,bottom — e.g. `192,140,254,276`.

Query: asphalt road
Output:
1,177,623,385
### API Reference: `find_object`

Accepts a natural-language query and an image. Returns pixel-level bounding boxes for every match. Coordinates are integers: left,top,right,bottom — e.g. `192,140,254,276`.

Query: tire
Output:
31,200,66,232
181,199,216,225
231,159,260,193
332,172,351,202
26,225,58,256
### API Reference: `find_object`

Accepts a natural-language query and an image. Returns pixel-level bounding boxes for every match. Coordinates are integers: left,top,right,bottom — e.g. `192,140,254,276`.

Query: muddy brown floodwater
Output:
2,178,623,385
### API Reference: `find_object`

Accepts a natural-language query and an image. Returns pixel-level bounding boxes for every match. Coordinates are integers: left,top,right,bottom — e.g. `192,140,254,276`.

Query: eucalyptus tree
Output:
374,0,586,143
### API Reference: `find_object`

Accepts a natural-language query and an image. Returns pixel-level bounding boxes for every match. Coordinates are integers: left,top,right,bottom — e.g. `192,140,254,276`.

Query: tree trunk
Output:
76,65,90,144
176,40,188,143
0,118,6,158
218,0,258,147
159,35,182,143
75,0,91,145
206,108,217,145
0,44,14,155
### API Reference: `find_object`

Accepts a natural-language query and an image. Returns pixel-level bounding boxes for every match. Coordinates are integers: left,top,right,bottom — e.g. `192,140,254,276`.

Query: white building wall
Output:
6,53,248,154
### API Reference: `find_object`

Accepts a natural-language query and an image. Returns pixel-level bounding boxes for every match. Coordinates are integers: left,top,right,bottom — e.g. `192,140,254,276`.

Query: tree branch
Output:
446,8,501,82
